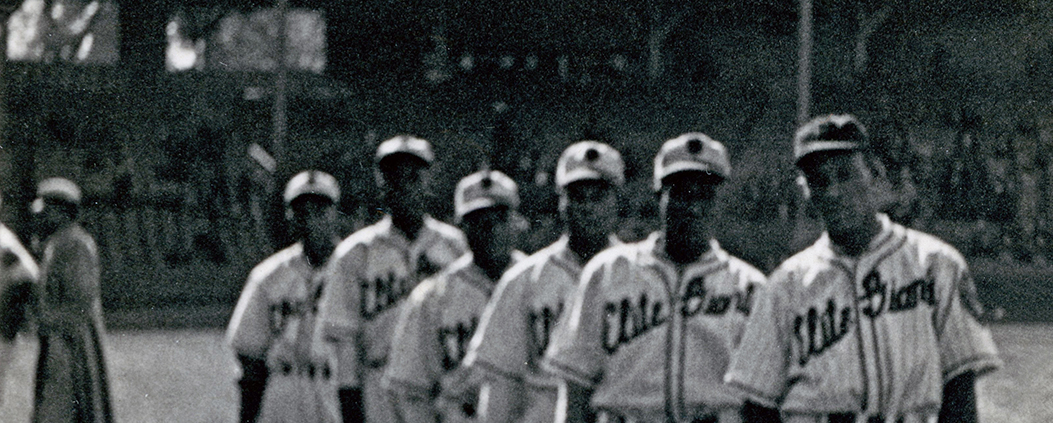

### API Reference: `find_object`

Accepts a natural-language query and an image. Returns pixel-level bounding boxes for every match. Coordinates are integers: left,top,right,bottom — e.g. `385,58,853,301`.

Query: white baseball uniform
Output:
464,235,612,423
543,233,765,422
227,242,339,423
382,252,520,423
315,215,468,421
725,214,1002,422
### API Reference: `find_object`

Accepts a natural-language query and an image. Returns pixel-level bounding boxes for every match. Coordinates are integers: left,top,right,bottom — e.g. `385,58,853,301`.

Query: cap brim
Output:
795,141,860,166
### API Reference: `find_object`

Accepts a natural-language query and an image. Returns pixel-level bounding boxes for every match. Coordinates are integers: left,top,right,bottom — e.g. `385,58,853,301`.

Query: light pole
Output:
797,0,813,126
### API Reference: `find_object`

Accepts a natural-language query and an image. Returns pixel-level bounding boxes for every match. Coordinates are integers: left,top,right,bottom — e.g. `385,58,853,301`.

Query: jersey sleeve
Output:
463,266,531,382
932,254,1002,381
316,243,363,343
541,258,607,388
315,243,364,387
725,268,791,408
227,270,274,360
383,280,442,401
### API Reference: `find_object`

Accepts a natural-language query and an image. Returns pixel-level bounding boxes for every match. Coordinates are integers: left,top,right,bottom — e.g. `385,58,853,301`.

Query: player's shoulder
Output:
424,215,468,246
721,250,767,284
899,224,968,268
247,243,303,286
502,238,567,281
408,255,470,306
581,234,648,279
334,219,388,255
766,239,833,290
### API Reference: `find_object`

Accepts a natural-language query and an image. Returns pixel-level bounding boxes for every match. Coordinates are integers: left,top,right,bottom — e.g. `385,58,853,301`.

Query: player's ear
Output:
796,173,811,200
373,168,386,190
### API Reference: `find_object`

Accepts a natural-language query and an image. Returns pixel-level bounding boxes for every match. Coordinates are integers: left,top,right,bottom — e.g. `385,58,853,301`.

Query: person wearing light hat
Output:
463,141,625,423
30,177,115,423
315,135,468,423
228,170,342,423
543,134,766,423
727,114,1001,423
383,169,524,423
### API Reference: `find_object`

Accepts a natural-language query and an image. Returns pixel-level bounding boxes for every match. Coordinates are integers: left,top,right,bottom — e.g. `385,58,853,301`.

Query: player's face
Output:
801,152,878,237
563,180,618,242
378,155,429,218
33,199,74,238
461,206,517,265
290,196,337,248
660,172,719,245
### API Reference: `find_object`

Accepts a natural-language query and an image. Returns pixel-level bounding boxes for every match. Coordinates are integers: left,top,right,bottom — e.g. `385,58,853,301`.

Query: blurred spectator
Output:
30,177,114,423
936,110,990,222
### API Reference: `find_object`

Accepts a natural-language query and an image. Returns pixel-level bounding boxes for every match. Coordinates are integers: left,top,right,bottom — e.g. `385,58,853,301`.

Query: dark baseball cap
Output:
794,114,868,168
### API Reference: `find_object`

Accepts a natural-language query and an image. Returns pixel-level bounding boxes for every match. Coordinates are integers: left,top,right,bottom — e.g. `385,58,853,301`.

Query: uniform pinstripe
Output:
725,214,1002,422
543,234,765,422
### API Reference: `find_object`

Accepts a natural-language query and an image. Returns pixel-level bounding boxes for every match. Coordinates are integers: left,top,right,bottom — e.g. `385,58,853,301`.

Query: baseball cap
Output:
375,135,435,166
653,133,731,191
283,170,340,205
36,177,82,206
555,141,625,193
794,114,868,168
454,169,519,223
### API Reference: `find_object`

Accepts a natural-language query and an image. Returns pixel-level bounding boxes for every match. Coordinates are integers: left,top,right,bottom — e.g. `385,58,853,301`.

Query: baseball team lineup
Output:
0,113,1002,423
219,113,1002,423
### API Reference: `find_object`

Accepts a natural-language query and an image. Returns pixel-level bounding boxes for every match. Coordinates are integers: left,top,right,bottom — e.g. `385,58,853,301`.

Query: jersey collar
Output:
642,231,728,274
376,214,444,250
818,214,907,277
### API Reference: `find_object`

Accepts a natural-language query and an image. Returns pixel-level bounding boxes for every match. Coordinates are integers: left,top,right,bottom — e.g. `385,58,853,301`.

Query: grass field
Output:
0,324,1049,422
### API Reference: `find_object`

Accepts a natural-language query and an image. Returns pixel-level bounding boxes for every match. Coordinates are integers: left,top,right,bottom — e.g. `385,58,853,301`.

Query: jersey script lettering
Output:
529,303,564,358
440,317,479,371
360,273,410,320
795,272,937,365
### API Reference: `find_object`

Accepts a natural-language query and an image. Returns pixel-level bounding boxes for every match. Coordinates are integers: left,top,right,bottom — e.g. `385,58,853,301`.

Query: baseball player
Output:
382,169,524,423
315,136,469,423
543,134,766,423
725,114,1002,423
227,170,342,423
463,141,625,423
0,214,39,407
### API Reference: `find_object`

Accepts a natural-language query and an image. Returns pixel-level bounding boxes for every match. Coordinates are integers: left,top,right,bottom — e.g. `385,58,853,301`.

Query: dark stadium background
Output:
0,1,1049,323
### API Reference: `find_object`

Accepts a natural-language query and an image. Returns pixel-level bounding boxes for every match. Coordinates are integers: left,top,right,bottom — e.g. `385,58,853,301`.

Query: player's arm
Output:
227,269,274,423
726,269,790,423
931,254,1000,423
235,354,268,423
543,260,609,423
316,244,366,422
938,371,977,423
563,381,596,423
741,401,782,423
477,373,524,423
0,247,37,340
385,282,442,423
